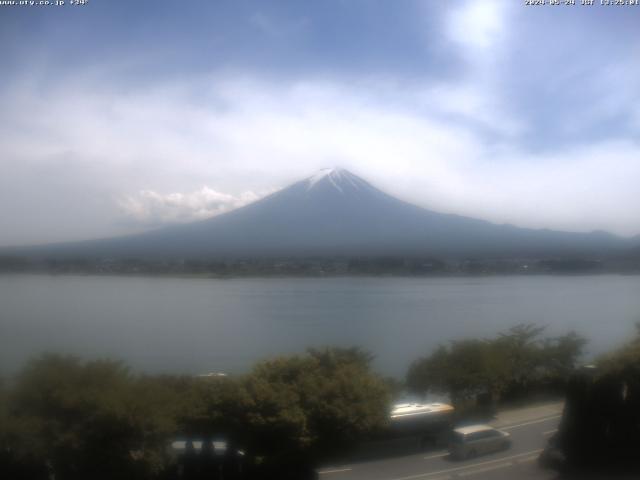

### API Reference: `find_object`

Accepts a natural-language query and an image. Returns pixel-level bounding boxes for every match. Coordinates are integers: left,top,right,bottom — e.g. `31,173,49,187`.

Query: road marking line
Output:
500,415,561,430
543,429,557,436
515,454,539,463
423,451,448,460
389,449,543,480
457,461,511,477
318,467,353,475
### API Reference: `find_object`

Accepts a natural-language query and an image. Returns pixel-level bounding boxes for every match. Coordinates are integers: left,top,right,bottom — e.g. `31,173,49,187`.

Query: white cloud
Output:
446,0,508,53
449,141,640,235
434,0,526,138
418,83,526,137
117,187,262,226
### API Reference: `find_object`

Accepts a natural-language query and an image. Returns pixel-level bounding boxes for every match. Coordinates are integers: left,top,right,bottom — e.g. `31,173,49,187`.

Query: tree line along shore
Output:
2,255,640,277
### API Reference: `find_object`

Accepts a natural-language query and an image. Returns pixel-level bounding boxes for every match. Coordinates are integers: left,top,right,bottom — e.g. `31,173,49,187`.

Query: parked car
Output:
448,425,511,460
168,438,246,479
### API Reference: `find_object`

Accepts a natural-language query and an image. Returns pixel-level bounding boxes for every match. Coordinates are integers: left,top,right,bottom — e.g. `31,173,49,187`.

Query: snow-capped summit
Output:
306,167,343,188
301,167,382,199
306,167,359,191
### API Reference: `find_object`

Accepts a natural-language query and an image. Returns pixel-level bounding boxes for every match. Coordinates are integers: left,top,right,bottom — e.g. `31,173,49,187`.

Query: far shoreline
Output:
2,270,640,281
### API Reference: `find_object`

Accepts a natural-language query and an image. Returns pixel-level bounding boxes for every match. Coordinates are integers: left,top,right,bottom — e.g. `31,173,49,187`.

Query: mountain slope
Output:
13,168,634,259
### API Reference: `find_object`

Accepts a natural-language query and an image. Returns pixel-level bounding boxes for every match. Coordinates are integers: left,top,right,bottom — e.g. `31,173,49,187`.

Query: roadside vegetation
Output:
3,324,640,478
406,324,587,414
0,348,390,479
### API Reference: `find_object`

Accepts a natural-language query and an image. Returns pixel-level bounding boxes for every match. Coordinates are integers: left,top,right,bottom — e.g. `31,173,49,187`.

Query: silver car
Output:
449,425,511,460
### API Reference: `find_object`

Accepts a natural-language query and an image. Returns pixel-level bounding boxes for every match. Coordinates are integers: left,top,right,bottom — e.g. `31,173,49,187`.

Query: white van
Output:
449,425,511,460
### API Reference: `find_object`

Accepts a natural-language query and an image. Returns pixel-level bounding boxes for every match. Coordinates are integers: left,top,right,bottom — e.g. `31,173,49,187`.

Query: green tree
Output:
540,331,588,378
407,325,587,407
597,322,640,377
494,324,547,397
5,354,177,480
407,340,508,405
241,347,391,468
143,347,391,476
2,347,391,479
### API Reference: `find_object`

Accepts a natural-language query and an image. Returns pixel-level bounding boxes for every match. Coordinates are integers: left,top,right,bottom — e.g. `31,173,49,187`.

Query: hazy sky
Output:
1,0,639,246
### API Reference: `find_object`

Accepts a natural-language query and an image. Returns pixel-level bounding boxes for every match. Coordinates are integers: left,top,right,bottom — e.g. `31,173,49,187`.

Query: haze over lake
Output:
2,274,639,378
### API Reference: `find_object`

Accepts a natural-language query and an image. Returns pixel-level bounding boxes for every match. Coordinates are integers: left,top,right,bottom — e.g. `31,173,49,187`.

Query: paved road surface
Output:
318,403,562,480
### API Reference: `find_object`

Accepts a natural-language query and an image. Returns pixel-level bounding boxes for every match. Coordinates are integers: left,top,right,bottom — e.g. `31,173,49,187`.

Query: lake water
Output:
1,274,639,378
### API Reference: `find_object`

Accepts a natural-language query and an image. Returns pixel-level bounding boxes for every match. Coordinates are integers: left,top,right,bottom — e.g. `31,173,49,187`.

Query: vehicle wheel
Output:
466,449,477,459
501,441,510,450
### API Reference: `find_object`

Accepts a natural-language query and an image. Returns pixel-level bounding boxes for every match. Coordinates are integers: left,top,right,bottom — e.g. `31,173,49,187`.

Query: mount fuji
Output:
14,168,633,259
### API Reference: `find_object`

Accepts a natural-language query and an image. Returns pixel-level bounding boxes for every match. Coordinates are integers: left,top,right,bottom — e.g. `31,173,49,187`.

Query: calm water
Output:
1,274,639,378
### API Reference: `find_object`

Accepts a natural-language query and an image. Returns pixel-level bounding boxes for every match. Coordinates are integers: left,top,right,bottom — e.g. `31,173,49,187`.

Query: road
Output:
318,403,562,480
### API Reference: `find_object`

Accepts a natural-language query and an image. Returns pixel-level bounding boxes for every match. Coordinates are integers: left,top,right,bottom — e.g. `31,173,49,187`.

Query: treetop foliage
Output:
1,348,390,480
406,324,588,405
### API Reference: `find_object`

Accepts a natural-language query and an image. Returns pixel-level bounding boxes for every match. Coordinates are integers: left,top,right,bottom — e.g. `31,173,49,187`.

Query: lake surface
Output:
1,274,639,378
